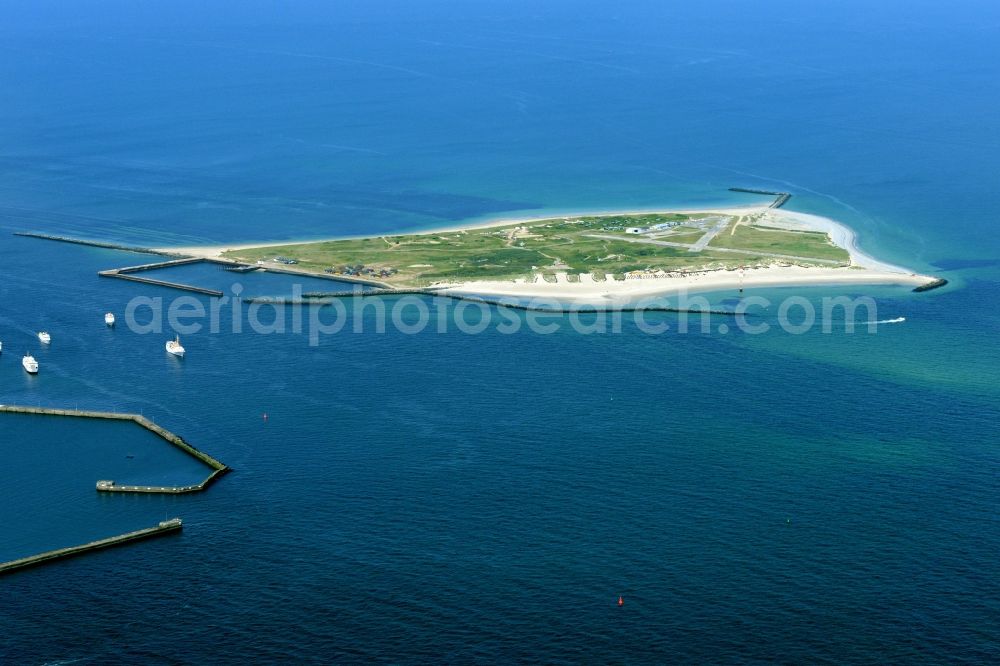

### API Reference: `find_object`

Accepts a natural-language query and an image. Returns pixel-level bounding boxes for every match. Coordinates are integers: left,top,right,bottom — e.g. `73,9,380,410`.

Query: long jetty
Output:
0,519,183,576
729,187,792,209
96,469,227,494
435,292,737,315
243,288,737,315
14,232,245,297
15,231,385,286
114,257,205,274
96,256,250,297
97,253,385,296
913,277,948,293
98,269,225,297
243,287,430,305
12,232,179,256
0,405,230,493
262,265,391,288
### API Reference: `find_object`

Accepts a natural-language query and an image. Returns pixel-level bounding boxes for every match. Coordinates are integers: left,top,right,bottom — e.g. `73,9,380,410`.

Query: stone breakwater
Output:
0,405,230,493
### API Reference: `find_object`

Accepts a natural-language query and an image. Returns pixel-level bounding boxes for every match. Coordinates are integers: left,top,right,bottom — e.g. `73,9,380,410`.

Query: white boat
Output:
0,340,3,353
38,331,51,344
166,335,185,357
105,312,116,327
23,353,38,374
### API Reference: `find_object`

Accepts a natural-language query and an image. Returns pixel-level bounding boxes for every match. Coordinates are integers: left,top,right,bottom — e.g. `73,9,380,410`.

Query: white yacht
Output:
105,312,116,327
38,331,51,344
23,353,38,374
0,340,3,353
166,335,185,357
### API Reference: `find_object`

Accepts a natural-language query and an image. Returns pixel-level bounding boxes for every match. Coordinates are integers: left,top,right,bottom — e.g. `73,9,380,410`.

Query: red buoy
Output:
618,596,624,607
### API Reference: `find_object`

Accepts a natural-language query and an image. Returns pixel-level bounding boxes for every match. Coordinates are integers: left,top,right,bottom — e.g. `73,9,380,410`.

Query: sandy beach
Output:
434,265,932,304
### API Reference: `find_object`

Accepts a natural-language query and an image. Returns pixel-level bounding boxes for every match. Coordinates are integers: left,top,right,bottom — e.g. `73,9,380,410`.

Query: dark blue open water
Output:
1,1,999,663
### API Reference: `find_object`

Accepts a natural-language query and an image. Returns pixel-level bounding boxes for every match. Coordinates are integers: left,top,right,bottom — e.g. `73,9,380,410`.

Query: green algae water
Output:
2,0,999,662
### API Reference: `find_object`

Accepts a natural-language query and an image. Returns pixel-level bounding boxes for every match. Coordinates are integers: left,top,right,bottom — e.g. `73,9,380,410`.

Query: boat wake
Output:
843,316,907,326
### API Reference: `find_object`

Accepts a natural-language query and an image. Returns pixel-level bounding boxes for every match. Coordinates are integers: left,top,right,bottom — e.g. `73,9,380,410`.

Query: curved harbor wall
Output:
0,405,230,493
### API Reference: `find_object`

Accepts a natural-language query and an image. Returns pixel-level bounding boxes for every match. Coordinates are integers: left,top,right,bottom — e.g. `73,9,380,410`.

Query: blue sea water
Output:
1,1,1000,663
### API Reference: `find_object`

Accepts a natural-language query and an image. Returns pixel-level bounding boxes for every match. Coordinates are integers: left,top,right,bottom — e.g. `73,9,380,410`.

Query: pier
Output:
435,292,738,315
729,187,792,209
913,277,948,292
95,469,226,493
243,288,437,305
113,257,205,274
262,264,390,288
12,232,179,257
301,287,431,298
95,256,381,298
96,256,255,297
242,289,737,315
94,253,383,296
0,405,230,493
16,232,385,290
98,270,225,297
243,286,432,305
0,519,183,576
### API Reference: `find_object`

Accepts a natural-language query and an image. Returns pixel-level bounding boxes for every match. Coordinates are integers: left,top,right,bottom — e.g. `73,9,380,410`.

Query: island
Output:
160,205,941,302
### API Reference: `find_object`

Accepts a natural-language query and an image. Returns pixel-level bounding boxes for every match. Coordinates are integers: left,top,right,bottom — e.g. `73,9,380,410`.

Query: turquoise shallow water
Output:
2,1,1000,663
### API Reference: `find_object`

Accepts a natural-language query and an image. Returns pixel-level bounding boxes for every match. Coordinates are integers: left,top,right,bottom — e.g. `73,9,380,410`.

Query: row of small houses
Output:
623,263,794,279
624,269,686,279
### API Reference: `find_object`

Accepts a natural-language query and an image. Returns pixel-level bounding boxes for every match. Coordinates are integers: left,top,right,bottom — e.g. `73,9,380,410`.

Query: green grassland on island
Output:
710,222,850,262
223,212,851,287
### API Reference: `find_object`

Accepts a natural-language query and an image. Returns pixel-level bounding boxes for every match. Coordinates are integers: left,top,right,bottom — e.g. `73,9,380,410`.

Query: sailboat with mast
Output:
166,335,185,358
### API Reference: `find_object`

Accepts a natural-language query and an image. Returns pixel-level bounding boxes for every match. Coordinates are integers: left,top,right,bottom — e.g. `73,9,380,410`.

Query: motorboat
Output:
23,353,38,374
